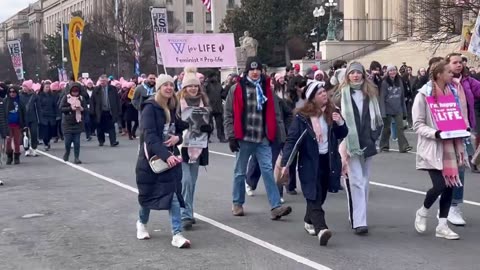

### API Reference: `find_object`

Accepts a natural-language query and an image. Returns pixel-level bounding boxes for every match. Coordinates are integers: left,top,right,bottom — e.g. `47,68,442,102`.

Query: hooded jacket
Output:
59,83,86,134
0,97,8,138
19,90,40,124
5,87,25,128
38,89,58,125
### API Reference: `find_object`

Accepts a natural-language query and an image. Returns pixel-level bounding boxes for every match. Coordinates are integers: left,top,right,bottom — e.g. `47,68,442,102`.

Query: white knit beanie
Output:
182,66,201,88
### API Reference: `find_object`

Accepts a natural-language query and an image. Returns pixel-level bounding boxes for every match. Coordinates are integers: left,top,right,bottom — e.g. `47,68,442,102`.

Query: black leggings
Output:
304,154,330,234
126,119,139,137
423,170,453,218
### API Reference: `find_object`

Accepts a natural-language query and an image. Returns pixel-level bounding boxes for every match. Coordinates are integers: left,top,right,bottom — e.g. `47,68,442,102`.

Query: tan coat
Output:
412,83,443,170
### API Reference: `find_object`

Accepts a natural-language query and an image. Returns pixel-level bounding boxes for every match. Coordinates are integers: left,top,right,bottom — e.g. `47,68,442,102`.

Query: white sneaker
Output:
31,149,38,157
25,149,31,157
447,206,466,226
318,229,332,246
436,224,460,240
280,197,285,204
246,183,254,196
171,233,191,248
415,208,428,233
136,221,150,240
304,223,316,236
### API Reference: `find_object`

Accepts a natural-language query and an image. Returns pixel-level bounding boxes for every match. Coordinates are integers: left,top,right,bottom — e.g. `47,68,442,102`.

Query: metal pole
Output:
60,0,65,70
316,17,320,52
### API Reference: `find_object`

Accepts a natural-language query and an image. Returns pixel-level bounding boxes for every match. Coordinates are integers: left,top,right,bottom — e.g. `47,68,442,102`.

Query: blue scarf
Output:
143,82,154,96
246,77,267,111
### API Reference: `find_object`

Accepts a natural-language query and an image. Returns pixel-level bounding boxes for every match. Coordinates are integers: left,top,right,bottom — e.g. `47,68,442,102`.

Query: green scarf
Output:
340,84,383,157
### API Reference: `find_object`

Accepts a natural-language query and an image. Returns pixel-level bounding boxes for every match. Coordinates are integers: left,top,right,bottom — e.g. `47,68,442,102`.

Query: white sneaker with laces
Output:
304,223,316,236
318,229,332,246
415,207,428,233
447,206,466,226
136,221,150,240
31,149,38,157
171,233,191,248
246,183,254,196
25,149,31,157
436,223,460,240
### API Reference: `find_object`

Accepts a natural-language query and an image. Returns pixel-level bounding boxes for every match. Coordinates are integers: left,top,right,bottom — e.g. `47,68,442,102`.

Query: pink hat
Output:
122,81,135,89
196,72,205,80
314,70,325,79
22,80,33,90
32,83,41,92
294,64,300,71
312,65,319,72
112,80,121,88
59,81,67,89
50,81,60,91
274,72,285,82
138,77,145,84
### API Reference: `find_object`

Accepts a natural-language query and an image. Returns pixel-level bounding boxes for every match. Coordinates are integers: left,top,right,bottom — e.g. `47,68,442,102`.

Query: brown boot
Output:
271,205,292,220
232,204,244,216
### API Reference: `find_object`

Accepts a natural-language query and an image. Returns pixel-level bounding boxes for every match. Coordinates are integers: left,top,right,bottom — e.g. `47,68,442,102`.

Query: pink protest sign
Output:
426,95,470,139
156,33,237,68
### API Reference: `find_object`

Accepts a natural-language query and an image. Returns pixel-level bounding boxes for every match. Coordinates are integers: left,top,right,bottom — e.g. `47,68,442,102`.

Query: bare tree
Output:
403,0,479,50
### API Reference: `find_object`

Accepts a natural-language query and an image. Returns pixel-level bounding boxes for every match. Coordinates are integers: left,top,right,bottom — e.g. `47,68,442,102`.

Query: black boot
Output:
13,153,20,165
63,151,70,162
6,152,13,165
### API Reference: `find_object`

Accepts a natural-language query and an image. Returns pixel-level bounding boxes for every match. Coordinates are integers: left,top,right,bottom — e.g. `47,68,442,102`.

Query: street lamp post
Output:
312,6,325,55
325,0,338,41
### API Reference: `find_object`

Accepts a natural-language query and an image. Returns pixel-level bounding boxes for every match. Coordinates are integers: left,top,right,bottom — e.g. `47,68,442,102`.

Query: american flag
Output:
201,0,211,12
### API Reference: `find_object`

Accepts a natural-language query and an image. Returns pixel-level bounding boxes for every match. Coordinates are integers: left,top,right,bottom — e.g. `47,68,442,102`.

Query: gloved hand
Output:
435,130,442,139
200,124,213,133
403,115,407,120
229,138,240,152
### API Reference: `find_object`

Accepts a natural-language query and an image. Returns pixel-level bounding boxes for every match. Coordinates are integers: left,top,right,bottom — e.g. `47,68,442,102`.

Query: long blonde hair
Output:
154,86,177,123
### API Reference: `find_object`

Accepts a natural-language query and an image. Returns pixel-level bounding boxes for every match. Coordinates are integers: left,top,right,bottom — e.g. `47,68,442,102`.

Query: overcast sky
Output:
0,0,35,22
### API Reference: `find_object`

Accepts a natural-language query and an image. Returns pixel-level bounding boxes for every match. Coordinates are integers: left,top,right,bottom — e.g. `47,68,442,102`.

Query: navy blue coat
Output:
38,92,58,125
281,113,348,201
135,99,185,210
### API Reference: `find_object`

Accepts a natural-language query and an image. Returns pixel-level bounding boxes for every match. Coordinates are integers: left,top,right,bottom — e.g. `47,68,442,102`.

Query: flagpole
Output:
60,0,65,70
211,0,215,32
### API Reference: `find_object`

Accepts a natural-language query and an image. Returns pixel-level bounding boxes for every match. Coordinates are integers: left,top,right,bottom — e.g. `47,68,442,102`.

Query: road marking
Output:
37,150,332,270
208,150,480,207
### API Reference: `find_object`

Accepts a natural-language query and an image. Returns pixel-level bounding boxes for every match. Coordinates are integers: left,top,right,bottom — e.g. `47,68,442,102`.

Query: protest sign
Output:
181,107,210,148
7,40,24,80
156,33,237,68
426,95,470,139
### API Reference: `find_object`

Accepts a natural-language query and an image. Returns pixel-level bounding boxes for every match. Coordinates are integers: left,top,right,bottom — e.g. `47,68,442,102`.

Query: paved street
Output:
1,132,479,270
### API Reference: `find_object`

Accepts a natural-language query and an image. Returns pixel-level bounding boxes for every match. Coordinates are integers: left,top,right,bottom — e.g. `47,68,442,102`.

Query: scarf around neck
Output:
180,95,206,163
340,84,383,157
67,94,82,123
247,77,267,111
429,82,465,187
143,82,154,96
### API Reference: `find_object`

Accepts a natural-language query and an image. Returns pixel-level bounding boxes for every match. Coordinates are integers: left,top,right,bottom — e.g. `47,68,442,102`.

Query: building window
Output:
206,30,213,33
186,30,194,34
186,0,193,5
186,12,193,24
206,12,211,23
227,0,235,9
166,0,172,4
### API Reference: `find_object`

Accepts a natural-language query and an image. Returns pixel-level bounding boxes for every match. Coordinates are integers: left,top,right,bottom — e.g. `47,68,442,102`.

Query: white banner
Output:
468,13,480,56
7,40,24,80
150,7,168,65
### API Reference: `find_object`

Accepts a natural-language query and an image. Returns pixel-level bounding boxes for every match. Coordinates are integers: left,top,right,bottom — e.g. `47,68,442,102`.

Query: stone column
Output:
366,0,383,40
343,0,366,40
382,0,392,40
391,0,408,40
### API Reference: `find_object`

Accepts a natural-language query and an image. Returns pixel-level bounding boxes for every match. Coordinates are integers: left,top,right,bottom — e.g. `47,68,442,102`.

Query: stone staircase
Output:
352,38,478,72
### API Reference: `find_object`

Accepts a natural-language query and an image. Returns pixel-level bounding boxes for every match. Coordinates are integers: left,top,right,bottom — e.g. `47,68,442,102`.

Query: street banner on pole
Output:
134,35,141,76
7,40,24,80
156,33,237,68
150,7,168,65
68,16,85,81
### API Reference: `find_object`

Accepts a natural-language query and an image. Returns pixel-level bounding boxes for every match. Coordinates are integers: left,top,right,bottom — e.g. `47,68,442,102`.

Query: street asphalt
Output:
1,130,479,270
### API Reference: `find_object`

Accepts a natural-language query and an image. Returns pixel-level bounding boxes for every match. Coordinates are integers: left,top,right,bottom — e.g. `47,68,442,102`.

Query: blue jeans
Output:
391,120,397,140
233,139,282,209
138,195,182,235
64,133,80,158
181,161,200,220
452,138,475,206
246,142,284,195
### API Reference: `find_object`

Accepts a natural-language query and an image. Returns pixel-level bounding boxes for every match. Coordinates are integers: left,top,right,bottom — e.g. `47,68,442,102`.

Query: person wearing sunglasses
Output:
5,86,25,165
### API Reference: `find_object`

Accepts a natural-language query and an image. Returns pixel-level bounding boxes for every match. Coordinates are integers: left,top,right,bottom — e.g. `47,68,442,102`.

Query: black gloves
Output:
200,124,213,133
229,138,240,152
435,130,442,139
403,116,407,120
